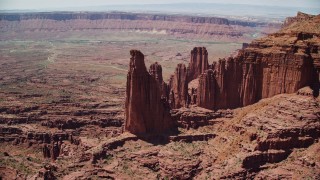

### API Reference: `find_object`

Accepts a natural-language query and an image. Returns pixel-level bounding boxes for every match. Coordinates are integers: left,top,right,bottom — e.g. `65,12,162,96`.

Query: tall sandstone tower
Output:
169,47,209,109
187,47,209,81
125,50,173,134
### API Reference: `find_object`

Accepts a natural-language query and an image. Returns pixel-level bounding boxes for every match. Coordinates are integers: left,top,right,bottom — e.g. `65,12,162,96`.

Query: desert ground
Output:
0,29,242,178
0,29,242,104
0,11,319,180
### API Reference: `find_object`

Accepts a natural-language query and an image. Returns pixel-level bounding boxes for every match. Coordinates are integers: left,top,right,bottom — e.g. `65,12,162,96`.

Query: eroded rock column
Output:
197,70,216,110
187,47,209,81
169,64,188,109
125,50,173,134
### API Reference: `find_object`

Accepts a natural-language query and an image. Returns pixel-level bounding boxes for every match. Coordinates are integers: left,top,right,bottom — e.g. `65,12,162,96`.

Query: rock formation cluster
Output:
168,14,320,110
125,12,320,134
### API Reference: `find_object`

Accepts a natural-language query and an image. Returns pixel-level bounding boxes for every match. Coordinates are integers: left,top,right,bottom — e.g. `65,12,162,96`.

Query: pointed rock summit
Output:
197,69,216,110
149,62,169,99
149,62,163,83
125,50,173,134
187,47,209,81
169,64,188,109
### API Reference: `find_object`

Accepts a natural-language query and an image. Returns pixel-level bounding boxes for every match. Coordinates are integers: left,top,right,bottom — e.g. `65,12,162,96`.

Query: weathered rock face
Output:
167,47,209,109
0,126,74,163
149,62,169,99
239,87,320,169
242,150,291,169
187,47,209,82
237,36,318,102
197,70,216,110
283,11,315,27
125,50,173,134
193,13,320,110
42,142,61,161
171,106,232,129
149,62,164,83
168,64,188,109
224,58,243,108
196,45,318,110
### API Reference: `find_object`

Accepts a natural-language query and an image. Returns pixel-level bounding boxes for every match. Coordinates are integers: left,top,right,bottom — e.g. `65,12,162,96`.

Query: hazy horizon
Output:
1,0,320,10
0,0,319,21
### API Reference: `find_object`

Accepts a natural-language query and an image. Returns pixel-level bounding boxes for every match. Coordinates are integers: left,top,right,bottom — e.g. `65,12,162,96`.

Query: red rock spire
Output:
125,50,173,134
187,47,209,82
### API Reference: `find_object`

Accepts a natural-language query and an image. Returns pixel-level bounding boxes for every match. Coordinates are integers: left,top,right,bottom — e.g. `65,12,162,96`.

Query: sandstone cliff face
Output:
191,13,320,110
168,64,188,109
197,70,216,110
237,47,317,103
187,47,209,82
149,62,169,99
166,47,209,109
125,50,173,134
195,43,318,110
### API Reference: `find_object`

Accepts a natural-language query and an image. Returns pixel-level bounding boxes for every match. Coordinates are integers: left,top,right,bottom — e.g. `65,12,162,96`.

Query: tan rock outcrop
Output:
125,50,173,134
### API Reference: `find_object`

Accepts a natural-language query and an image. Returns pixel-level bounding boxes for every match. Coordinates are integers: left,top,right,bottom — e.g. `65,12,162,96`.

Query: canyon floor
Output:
1,88,319,179
0,30,243,179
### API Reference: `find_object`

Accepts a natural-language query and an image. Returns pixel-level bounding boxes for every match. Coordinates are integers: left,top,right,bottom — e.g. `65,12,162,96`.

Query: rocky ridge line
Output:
0,12,273,27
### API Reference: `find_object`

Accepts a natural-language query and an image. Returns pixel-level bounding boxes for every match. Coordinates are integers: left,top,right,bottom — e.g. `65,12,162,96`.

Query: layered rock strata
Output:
169,13,320,110
0,12,281,42
171,107,232,129
0,12,272,27
239,87,320,169
125,50,173,134
125,13,319,134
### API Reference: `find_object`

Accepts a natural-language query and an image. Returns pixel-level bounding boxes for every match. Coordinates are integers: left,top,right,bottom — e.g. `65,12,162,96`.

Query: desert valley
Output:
0,1,319,180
